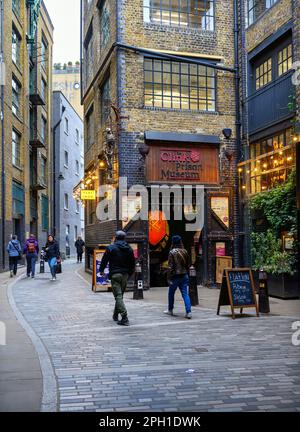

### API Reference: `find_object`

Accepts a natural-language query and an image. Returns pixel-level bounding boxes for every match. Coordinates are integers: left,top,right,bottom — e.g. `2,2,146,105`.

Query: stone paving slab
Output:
8,262,300,412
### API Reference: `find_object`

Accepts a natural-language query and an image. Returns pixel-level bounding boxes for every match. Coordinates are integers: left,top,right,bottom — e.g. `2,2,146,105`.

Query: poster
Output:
211,196,229,228
216,242,226,257
216,256,233,285
93,249,111,291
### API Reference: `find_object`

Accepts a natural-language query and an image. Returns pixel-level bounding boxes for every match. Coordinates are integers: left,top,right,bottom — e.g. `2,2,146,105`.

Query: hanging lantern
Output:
149,210,169,247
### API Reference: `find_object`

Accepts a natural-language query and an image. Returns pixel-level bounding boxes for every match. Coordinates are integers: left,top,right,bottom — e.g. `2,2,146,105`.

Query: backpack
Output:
28,242,36,253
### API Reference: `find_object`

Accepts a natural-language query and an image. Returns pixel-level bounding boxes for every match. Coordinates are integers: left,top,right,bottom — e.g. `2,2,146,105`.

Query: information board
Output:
92,249,111,292
217,269,259,319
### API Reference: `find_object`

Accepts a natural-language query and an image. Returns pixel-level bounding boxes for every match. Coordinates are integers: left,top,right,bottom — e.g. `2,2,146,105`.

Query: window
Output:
41,78,47,102
66,225,70,247
41,116,47,143
76,128,80,143
12,0,21,17
76,200,80,214
144,58,216,111
64,117,69,134
41,157,47,184
144,0,215,31
64,151,69,168
12,182,25,216
12,76,21,116
247,0,278,26
12,129,21,167
100,76,110,123
74,225,78,241
278,44,293,77
85,105,94,149
12,27,21,66
84,22,93,85
64,194,69,210
255,58,272,90
41,38,48,69
41,195,49,231
76,160,80,175
99,1,110,48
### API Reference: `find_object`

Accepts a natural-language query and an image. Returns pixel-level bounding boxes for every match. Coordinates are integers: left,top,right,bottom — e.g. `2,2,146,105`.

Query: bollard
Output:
189,266,199,306
133,262,144,300
40,250,46,274
259,270,270,314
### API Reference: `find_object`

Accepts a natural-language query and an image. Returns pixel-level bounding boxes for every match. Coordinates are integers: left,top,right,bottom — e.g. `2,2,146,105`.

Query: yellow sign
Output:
81,190,96,200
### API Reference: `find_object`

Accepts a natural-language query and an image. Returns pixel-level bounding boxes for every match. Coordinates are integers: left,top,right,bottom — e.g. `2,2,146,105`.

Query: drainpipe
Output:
115,0,122,230
0,0,5,269
234,0,242,267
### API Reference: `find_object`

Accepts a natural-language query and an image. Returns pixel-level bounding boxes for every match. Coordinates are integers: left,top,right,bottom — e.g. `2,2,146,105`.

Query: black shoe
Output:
117,316,130,326
113,312,119,322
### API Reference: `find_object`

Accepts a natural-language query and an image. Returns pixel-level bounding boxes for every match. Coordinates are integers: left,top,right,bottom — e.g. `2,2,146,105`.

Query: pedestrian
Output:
7,235,22,278
45,235,60,281
75,236,85,263
99,231,135,326
164,235,192,319
23,234,39,279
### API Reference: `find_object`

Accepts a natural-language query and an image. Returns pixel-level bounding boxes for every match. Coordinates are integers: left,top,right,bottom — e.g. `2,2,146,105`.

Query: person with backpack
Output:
23,234,39,279
45,235,60,281
7,235,22,278
164,235,192,319
99,231,136,326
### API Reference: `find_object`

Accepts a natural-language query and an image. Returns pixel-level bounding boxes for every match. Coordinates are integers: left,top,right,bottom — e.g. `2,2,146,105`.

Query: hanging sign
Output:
81,190,96,200
217,269,259,319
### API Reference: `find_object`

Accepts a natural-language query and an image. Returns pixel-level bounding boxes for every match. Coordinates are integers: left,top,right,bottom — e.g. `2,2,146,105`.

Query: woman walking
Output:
6,235,22,278
45,235,60,281
164,235,192,319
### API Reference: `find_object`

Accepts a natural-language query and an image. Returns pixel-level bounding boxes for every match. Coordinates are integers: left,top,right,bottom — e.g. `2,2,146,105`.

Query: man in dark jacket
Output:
75,236,85,263
100,231,135,326
23,234,39,278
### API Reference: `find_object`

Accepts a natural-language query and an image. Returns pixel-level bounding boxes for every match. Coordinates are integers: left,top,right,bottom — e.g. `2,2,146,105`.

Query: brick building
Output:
53,64,83,119
0,0,53,270
81,0,240,288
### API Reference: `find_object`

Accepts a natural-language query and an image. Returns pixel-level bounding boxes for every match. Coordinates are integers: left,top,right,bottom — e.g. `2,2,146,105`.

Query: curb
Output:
6,273,58,412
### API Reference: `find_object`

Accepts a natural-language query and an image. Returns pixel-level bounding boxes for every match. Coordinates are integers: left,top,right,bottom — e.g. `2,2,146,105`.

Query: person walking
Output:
23,234,39,279
7,235,22,278
164,235,192,319
99,231,135,326
45,235,60,281
75,236,85,263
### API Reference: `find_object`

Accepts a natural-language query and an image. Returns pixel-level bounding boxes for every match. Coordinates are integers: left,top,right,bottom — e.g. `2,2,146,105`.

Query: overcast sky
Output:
44,0,81,65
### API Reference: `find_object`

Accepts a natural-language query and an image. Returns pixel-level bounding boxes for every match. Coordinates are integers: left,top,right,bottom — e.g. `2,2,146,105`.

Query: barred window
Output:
144,58,216,111
255,58,272,90
144,0,215,31
278,44,293,77
12,129,21,167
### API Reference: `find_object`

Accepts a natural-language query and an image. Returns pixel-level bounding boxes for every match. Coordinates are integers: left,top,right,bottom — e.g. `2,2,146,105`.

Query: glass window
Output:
41,157,47,184
76,200,80,214
76,129,79,143
74,225,78,241
64,151,69,167
41,195,49,231
247,0,278,26
64,194,69,210
101,76,110,124
76,160,79,175
41,78,47,102
255,58,272,90
100,1,110,48
64,117,69,134
85,105,94,149
12,129,21,167
278,43,293,77
144,0,215,31
41,38,48,69
12,76,21,116
41,116,47,143
145,58,216,111
12,27,21,66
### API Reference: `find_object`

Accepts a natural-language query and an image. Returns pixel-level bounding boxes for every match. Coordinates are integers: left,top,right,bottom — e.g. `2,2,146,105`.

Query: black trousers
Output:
9,256,19,275
77,252,83,262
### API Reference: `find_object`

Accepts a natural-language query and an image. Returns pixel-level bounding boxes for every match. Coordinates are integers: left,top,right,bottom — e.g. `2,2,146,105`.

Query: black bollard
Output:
189,266,199,306
40,259,45,274
259,270,270,313
133,262,144,300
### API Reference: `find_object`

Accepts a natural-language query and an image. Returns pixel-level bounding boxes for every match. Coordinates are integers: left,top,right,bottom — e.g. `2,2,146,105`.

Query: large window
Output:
144,58,216,111
99,0,110,48
12,129,21,167
247,0,278,26
12,76,21,116
144,0,215,31
12,27,21,66
255,58,272,90
278,43,293,77
100,76,110,124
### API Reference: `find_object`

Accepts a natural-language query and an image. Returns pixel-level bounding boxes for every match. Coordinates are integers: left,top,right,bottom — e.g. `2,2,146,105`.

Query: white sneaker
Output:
185,313,192,320
164,310,174,316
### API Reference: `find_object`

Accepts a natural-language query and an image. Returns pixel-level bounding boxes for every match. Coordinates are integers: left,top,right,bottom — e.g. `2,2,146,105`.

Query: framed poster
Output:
211,196,230,228
216,256,232,284
92,249,111,292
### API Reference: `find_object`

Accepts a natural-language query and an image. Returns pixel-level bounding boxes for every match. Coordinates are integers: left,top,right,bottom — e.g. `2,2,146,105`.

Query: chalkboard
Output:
217,269,259,319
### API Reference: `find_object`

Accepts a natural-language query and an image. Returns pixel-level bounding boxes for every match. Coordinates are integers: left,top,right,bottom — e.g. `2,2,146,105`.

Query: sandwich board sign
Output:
92,249,111,292
217,269,259,319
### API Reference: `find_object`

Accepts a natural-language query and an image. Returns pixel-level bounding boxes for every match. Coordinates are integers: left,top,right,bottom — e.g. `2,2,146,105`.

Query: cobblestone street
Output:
2,262,299,412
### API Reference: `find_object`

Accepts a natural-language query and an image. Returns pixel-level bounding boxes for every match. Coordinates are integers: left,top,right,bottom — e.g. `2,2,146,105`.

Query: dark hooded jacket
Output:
99,241,135,277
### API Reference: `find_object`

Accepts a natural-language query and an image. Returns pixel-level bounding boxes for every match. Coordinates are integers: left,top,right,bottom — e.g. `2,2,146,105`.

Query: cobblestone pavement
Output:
11,262,300,412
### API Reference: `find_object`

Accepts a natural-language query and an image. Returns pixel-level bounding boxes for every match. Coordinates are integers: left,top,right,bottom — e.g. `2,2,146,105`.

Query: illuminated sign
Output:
81,190,96,200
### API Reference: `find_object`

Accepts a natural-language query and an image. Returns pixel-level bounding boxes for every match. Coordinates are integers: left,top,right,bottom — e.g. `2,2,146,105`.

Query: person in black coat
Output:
75,236,85,263
45,235,60,281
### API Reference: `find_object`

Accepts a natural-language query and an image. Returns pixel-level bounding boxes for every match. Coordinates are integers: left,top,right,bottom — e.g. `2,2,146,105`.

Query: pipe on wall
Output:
0,0,5,269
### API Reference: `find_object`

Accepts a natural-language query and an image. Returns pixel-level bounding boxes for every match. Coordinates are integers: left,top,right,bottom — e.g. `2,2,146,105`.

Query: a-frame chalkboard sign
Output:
217,269,259,319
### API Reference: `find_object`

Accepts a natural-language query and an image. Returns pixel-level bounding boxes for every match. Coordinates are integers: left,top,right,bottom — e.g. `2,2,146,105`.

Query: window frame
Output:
12,26,21,67
12,128,21,168
12,75,21,117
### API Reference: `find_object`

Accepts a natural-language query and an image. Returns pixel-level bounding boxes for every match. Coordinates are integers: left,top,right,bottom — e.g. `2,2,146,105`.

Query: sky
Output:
44,0,81,65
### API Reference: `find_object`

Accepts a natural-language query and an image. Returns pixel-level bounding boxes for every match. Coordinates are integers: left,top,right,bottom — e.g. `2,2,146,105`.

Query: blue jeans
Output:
48,257,57,277
26,253,37,277
168,274,192,314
